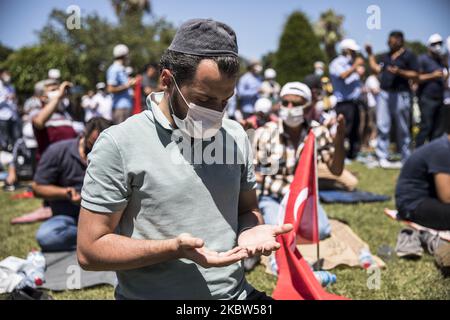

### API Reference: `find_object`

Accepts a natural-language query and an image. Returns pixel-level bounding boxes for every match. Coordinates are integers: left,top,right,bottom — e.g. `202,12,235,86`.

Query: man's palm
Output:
238,224,293,257
177,233,248,268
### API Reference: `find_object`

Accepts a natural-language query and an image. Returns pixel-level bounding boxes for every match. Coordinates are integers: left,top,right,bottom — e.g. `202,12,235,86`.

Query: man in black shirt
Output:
366,31,419,168
415,33,449,146
32,117,112,252
395,108,450,230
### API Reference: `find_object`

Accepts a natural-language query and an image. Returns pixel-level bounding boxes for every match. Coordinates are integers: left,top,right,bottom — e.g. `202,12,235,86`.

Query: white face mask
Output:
46,90,60,101
279,106,305,128
169,76,224,139
2,75,11,83
254,65,263,74
430,44,446,56
315,69,324,77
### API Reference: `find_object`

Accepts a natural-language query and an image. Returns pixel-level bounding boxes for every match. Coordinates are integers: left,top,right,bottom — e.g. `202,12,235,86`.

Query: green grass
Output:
1,163,449,300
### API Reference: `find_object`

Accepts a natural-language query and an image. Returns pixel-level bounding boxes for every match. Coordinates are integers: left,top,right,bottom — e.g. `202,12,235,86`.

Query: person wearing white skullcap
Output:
92,82,113,121
260,68,280,101
245,97,277,129
48,69,61,81
415,33,449,146
106,44,136,124
251,80,353,262
329,38,364,159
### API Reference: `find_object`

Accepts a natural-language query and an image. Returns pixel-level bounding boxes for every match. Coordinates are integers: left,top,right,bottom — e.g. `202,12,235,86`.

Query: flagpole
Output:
313,131,321,270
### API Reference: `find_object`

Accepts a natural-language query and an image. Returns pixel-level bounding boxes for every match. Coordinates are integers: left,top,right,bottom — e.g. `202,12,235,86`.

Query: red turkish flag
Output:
132,75,143,115
272,131,347,300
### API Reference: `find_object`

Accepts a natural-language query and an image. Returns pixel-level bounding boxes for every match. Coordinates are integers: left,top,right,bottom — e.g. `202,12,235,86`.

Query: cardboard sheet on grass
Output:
262,219,386,273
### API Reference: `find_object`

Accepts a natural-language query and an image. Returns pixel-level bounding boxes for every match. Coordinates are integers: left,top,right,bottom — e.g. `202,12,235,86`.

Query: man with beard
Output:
366,31,419,168
77,19,292,300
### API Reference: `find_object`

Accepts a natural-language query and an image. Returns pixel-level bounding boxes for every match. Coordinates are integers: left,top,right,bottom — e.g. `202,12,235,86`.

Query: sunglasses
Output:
281,100,305,107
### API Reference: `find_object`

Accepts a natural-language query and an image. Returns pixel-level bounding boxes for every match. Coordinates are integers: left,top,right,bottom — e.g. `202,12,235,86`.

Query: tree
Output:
261,51,276,69
2,43,79,95
314,9,345,61
405,40,428,56
0,43,14,63
2,8,174,95
111,0,151,23
274,11,326,85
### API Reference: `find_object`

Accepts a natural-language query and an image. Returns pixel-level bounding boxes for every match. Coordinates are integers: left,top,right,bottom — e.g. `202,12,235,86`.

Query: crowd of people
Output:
0,18,449,299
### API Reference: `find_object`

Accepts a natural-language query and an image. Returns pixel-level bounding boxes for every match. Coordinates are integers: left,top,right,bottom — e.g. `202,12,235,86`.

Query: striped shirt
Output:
252,119,334,199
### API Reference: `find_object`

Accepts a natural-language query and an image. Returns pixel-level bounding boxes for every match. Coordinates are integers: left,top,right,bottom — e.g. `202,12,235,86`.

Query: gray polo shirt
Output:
81,93,257,300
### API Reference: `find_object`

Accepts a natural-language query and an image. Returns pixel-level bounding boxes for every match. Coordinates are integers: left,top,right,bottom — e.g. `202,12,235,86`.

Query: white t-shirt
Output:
92,92,113,121
365,75,380,108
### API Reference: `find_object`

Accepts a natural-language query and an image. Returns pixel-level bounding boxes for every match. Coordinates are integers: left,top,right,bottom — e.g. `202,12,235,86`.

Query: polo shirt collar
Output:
146,92,174,131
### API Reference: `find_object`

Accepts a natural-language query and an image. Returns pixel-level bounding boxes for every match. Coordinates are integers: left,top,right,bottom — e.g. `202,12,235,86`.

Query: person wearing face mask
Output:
32,117,112,252
314,61,325,77
237,59,263,119
0,69,21,152
415,34,449,147
252,82,348,249
329,39,364,160
77,19,292,301
92,82,113,121
260,68,280,102
31,79,77,163
366,31,419,168
4,81,47,191
107,44,136,124
245,97,278,129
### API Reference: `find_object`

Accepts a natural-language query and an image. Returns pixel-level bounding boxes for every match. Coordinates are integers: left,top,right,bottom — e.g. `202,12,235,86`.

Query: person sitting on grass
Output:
253,81,353,229
32,117,112,252
395,109,450,231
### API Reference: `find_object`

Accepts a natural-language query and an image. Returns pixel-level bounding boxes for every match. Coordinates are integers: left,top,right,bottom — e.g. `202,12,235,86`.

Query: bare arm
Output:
77,207,248,271
107,84,129,94
107,78,135,94
365,45,382,74
238,189,264,232
339,57,364,80
368,54,381,74
434,173,450,204
396,68,419,81
31,182,69,201
326,114,346,176
77,207,182,271
32,81,72,129
418,70,445,83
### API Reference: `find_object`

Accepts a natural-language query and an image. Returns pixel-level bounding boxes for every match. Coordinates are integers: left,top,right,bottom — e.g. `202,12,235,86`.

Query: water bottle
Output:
269,255,278,276
17,250,46,288
314,271,336,287
359,248,374,269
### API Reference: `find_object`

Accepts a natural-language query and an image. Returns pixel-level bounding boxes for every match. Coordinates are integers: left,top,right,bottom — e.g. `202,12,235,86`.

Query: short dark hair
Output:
84,117,113,139
389,31,404,42
159,49,240,86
